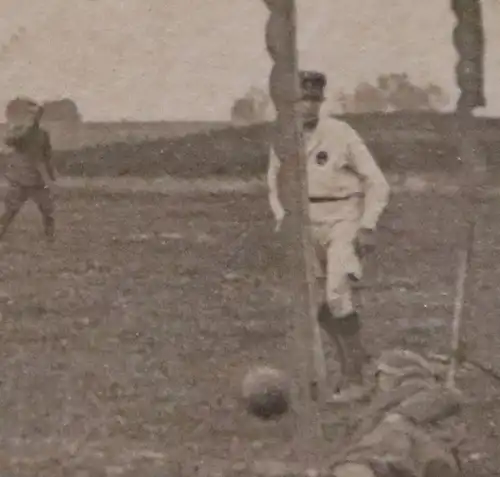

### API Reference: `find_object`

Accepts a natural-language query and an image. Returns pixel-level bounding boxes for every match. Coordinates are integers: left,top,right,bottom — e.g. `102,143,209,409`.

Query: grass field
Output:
48,115,500,183
0,185,499,476
0,120,229,152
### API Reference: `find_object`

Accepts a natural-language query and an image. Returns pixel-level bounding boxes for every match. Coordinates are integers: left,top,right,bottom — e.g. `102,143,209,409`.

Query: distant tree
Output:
231,98,255,125
339,73,449,113
42,98,82,123
231,86,271,125
351,82,388,113
336,92,349,112
246,86,270,121
424,83,449,110
378,73,429,110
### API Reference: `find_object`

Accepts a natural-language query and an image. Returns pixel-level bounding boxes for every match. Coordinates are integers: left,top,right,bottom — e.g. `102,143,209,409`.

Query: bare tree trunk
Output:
262,0,324,458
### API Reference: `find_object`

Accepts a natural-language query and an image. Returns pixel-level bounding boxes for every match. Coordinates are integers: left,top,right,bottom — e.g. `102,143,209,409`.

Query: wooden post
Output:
262,0,324,452
448,0,486,387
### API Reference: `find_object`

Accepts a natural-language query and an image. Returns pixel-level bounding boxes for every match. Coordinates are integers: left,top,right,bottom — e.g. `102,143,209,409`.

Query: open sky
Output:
0,0,499,121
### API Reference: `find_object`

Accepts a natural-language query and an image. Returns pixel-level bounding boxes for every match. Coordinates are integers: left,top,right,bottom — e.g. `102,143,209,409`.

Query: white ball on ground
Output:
241,366,291,420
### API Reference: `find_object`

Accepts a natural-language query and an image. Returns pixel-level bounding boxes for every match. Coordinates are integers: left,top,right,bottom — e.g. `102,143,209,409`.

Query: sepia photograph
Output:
0,0,499,475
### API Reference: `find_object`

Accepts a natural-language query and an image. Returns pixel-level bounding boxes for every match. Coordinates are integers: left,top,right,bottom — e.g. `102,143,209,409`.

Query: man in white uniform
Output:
267,71,390,403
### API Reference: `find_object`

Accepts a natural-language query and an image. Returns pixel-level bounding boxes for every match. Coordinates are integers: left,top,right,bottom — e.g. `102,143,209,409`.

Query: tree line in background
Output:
6,73,450,125
231,72,450,125
231,87,271,126
2,98,81,123
41,98,82,123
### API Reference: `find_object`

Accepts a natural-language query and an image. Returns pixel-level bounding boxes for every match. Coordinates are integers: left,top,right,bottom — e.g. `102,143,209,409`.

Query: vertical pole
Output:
448,0,486,387
262,0,323,455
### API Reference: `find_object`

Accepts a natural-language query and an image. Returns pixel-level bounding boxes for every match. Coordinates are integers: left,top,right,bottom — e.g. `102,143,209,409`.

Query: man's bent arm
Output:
267,147,285,223
346,126,390,230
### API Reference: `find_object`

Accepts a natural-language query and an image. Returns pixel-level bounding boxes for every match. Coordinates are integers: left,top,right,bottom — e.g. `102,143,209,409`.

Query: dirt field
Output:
0,185,499,476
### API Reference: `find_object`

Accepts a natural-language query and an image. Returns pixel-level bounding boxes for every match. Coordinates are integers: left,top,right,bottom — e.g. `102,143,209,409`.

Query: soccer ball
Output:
241,366,291,420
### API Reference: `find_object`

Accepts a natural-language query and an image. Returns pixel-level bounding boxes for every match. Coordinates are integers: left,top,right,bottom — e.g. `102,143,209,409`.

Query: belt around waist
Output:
309,195,360,203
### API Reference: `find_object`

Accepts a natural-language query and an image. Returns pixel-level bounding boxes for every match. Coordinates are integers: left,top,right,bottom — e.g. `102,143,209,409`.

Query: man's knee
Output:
325,291,355,318
4,188,25,214
1,202,22,223
36,191,55,217
325,264,357,311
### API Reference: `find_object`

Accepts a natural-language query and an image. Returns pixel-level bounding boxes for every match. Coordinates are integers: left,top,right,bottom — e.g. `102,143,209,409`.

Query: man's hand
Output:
269,194,286,232
41,170,57,191
355,227,376,256
274,208,285,232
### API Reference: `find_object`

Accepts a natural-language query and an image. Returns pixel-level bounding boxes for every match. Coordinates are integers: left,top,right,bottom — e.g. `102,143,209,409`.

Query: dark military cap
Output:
299,71,327,101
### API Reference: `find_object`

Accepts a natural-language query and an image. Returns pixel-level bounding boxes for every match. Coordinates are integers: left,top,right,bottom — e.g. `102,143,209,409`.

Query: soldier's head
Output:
296,70,326,128
5,97,43,131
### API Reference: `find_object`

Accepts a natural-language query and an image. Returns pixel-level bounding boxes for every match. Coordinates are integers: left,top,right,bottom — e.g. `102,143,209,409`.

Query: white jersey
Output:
267,117,390,230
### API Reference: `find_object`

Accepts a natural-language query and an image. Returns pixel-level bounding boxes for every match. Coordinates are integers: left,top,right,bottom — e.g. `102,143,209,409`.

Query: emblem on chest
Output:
315,150,328,165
